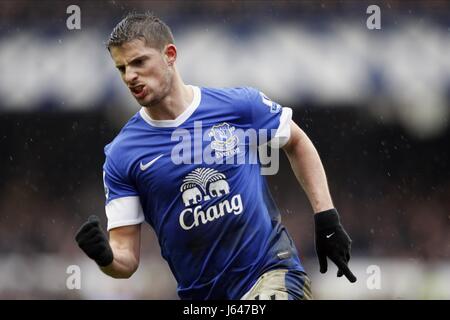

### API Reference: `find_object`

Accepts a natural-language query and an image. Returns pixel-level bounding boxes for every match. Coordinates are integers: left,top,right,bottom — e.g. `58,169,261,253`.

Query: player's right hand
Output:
75,215,114,267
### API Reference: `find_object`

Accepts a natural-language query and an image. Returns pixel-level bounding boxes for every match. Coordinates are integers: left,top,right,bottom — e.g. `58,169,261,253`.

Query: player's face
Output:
110,39,173,107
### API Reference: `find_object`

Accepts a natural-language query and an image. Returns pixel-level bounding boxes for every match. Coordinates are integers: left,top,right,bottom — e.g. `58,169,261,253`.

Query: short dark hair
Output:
107,12,174,50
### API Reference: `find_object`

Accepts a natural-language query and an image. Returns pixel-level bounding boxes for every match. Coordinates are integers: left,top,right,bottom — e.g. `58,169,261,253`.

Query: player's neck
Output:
143,73,193,121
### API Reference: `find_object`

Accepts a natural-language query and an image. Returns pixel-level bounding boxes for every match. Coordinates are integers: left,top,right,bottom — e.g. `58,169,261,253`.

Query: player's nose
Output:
124,69,138,84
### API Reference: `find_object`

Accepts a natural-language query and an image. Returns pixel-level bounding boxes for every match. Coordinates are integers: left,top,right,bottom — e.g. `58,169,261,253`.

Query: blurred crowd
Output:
2,0,450,27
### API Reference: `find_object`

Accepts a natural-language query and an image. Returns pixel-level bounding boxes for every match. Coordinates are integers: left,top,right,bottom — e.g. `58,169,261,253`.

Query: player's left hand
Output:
314,208,357,283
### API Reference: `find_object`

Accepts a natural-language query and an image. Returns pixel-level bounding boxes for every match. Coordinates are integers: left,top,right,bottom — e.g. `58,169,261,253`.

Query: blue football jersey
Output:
103,86,305,299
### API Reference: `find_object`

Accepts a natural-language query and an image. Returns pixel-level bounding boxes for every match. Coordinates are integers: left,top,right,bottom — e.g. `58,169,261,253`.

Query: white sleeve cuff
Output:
268,107,292,148
105,196,145,231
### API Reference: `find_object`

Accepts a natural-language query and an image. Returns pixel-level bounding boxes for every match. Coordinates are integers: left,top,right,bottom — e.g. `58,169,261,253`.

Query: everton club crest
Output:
209,123,240,158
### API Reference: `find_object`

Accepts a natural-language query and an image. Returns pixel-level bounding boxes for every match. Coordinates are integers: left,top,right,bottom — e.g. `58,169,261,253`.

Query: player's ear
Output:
164,44,177,66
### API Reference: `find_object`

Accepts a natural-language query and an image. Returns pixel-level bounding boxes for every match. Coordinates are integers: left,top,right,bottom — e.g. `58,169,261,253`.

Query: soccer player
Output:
75,12,356,300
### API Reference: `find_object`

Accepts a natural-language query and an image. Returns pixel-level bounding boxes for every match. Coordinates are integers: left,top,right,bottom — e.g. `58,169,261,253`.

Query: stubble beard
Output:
143,69,173,108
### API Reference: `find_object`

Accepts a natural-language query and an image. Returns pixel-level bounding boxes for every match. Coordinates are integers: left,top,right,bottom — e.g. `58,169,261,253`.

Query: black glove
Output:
314,208,357,283
75,215,114,267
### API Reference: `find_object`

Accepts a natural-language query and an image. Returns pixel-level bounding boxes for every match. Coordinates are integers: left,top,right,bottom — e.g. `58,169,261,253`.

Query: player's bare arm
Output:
75,215,141,279
100,224,142,279
282,120,334,213
282,120,357,283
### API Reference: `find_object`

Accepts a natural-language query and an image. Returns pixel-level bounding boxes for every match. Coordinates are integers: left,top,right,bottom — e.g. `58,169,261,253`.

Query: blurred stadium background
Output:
0,0,449,299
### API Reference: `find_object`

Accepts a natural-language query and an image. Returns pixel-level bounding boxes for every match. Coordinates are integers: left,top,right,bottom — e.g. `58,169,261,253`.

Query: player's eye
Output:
132,56,149,67
117,66,125,74
132,59,143,67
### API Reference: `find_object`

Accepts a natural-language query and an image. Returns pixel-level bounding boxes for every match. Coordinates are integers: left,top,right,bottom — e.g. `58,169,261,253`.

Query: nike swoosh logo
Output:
326,232,335,239
140,154,164,171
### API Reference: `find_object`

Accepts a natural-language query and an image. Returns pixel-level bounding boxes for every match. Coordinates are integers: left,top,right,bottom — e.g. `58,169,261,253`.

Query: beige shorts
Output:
240,269,313,300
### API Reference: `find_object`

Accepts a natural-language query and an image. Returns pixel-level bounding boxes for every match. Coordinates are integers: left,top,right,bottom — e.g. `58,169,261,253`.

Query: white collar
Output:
139,85,201,128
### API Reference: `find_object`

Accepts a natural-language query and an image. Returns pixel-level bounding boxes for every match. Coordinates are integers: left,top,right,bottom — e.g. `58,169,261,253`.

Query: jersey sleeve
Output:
244,87,292,148
103,155,145,231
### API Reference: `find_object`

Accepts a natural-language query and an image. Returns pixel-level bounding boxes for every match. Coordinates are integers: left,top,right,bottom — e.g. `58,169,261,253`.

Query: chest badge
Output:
209,123,240,158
